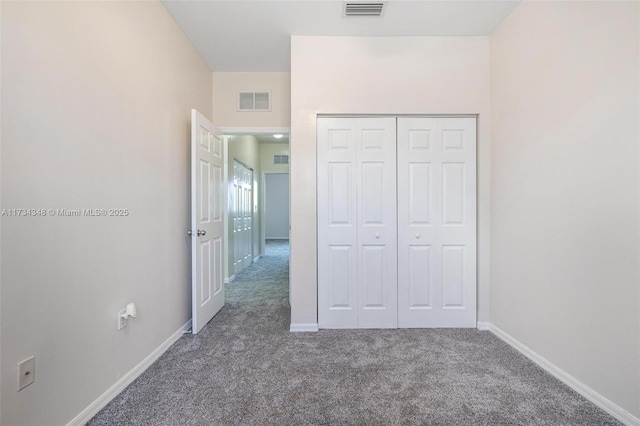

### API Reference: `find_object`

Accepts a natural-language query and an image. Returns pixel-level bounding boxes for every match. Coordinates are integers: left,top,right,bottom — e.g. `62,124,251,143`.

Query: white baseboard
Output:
224,274,235,284
67,320,192,426
290,323,319,332
488,323,639,426
476,321,490,331
253,255,261,263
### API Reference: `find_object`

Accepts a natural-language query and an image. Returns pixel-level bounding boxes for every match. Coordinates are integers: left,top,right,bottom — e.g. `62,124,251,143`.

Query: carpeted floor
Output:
89,240,619,425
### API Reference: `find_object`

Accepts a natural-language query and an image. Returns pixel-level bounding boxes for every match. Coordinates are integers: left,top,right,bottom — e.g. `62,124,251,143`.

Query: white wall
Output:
265,174,290,239
1,2,212,424
490,1,640,418
227,135,262,276
213,72,291,128
290,36,491,326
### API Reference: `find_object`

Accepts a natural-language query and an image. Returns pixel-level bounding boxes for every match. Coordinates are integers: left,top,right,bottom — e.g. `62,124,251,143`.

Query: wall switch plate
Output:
17,356,35,391
117,308,127,330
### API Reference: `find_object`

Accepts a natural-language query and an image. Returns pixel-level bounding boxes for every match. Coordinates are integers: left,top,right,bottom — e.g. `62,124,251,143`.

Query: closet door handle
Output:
415,234,420,239
375,233,381,239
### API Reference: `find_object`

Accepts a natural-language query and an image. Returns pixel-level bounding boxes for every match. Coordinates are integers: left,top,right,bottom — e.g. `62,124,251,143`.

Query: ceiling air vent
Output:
238,91,271,111
344,2,385,17
274,155,289,165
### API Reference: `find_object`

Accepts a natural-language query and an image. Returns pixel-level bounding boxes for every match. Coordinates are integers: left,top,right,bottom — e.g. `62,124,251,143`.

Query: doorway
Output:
264,173,290,240
222,131,290,297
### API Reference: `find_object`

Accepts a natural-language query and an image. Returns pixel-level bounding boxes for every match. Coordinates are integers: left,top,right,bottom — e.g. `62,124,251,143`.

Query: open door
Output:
190,109,225,334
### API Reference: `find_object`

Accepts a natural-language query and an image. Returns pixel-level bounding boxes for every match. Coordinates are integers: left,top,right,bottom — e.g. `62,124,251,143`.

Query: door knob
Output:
187,230,193,236
197,229,206,236
415,234,421,239
375,233,381,239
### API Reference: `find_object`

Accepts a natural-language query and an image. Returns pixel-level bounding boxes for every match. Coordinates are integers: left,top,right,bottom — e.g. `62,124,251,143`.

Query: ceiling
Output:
161,1,520,72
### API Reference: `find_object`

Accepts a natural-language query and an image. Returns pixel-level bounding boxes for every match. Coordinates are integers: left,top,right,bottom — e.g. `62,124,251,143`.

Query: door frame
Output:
220,127,290,284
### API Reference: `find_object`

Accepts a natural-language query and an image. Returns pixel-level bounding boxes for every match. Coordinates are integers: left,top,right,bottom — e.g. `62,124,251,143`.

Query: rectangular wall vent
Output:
238,91,271,111
344,2,385,17
274,155,289,165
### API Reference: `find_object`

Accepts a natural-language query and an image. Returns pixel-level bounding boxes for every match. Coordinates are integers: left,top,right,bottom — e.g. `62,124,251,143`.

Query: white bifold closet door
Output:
397,117,476,328
317,117,397,328
233,160,253,274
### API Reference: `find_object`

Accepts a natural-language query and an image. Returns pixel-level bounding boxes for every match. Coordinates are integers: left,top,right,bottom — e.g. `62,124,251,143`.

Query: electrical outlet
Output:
17,356,35,391
117,308,127,330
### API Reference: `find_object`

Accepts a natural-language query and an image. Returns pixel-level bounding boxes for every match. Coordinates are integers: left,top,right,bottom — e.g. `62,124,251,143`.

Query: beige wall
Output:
490,1,639,418
260,143,290,174
0,2,212,424
227,135,262,277
213,72,291,128
290,36,491,326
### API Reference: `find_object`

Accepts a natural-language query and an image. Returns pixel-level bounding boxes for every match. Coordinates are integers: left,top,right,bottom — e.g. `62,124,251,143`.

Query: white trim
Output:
219,127,290,135
476,321,490,331
488,323,640,426
66,320,192,426
253,255,261,263
224,274,235,284
289,323,319,332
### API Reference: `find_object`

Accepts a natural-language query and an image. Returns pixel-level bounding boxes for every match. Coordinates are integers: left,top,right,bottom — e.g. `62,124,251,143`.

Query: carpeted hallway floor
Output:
89,240,619,425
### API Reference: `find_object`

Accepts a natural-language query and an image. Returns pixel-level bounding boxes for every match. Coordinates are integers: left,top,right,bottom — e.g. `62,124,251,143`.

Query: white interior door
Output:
317,117,397,329
233,163,242,273
232,160,253,274
397,117,476,327
243,167,253,268
191,109,225,334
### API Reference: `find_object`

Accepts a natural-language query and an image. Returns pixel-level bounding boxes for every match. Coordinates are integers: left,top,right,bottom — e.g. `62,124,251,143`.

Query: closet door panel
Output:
397,118,439,327
318,119,358,328
398,117,476,328
437,118,476,327
356,118,397,328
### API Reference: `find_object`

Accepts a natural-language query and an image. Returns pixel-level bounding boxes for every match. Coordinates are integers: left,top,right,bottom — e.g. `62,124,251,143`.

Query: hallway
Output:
89,240,617,425
226,239,290,312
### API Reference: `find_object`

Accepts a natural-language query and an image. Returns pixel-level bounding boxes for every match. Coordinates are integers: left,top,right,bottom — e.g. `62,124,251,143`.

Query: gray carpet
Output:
89,240,619,425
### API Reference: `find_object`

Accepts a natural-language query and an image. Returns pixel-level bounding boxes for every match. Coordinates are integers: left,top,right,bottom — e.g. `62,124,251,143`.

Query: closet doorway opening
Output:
317,116,477,329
